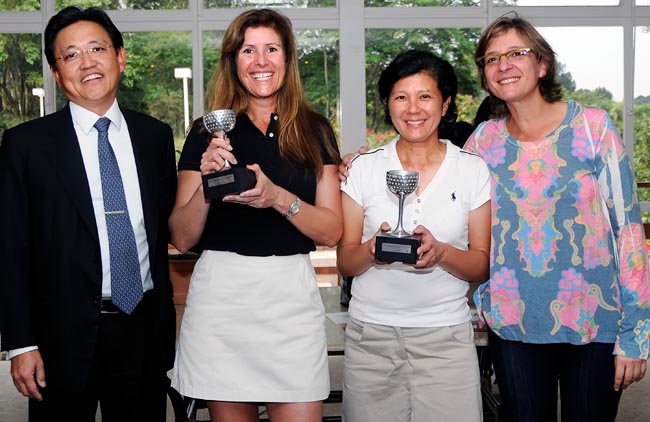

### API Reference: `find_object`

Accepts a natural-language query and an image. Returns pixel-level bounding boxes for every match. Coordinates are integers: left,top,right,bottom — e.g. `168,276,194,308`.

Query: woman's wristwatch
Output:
282,196,301,218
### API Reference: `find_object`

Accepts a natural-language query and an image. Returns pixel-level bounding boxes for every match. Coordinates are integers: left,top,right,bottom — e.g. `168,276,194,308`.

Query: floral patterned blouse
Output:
464,100,650,359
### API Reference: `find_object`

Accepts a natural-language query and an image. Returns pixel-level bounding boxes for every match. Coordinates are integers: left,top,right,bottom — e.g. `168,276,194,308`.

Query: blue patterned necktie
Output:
95,117,143,314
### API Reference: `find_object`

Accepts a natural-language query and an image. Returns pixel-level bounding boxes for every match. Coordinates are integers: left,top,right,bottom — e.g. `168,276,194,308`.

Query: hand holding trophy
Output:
201,109,256,200
375,170,422,264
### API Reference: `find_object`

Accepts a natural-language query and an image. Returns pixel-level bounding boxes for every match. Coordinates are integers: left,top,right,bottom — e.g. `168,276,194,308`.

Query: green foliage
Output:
201,29,338,121
117,31,193,138
635,95,650,106
365,0,479,6
564,87,623,135
201,31,223,110
57,0,188,10
557,62,576,94
57,0,114,10
0,0,40,11
366,128,397,149
0,33,43,139
634,103,650,202
456,93,480,125
205,0,335,7
297,29,339,120
365,27,482,134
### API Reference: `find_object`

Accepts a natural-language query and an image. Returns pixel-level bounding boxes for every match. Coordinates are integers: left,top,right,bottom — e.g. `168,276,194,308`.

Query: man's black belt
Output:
101,290,152,314
100,298,122,314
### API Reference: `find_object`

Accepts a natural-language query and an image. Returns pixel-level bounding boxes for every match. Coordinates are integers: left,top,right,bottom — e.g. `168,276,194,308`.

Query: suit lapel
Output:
50,106,99,243
122,108,158,251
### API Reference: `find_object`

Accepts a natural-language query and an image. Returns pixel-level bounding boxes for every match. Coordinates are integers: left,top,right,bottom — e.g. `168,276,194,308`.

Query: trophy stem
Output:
393,193,408,237
221,131,232,170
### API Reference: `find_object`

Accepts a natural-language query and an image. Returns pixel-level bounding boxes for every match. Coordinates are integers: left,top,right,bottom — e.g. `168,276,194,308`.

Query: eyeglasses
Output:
477,47,534,68
56,44,113,64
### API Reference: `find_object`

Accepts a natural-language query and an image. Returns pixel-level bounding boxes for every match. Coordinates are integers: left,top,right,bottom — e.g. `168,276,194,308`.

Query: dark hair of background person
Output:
439,121,473,148
441,95,497,148
474,14,563,117
473,96,497,128
205,8,340,176
378,49,458,140
44,6,124,69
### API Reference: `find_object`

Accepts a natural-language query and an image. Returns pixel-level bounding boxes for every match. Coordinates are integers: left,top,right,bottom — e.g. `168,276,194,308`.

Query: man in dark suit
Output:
0,7,177,421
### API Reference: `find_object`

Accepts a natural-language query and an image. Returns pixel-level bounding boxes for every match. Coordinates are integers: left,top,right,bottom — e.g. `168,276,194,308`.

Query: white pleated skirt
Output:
169,250,329,402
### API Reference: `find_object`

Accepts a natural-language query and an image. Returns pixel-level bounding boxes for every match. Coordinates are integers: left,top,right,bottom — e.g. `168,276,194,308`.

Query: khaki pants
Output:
342,319,482,422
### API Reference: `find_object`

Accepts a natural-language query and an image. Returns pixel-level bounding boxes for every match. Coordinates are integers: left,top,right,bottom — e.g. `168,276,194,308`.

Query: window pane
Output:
56,0,189,10
123,32,192,152
297,29,339,126
0,0,39,11
365,28,482,148
365,0,479,6
498,0,619,5
205,0,335,7
202,29,340,136
634,26,650,201
539,27,623,135
0,33,43,140
202,30,224,103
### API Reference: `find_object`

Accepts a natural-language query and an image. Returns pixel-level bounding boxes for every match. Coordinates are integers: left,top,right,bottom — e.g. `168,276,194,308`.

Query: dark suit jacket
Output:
0,105,177,392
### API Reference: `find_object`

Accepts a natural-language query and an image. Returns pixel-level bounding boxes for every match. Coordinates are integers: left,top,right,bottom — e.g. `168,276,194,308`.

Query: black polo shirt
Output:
178,112,337,256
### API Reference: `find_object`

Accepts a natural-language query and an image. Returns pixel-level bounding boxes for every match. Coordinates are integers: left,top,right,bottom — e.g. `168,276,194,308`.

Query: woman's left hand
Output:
614,356,647,391
411,225,448,269
222,164,279,208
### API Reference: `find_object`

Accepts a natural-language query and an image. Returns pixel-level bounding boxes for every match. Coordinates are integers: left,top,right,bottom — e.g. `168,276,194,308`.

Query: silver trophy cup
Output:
201,109,256,200
375,170,422,264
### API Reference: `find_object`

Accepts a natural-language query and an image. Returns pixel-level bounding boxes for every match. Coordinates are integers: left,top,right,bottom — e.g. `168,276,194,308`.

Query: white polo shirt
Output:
341,137,490,327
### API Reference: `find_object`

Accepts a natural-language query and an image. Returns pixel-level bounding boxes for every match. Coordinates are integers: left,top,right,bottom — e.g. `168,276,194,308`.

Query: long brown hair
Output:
205,8,340,176
474,14,563,116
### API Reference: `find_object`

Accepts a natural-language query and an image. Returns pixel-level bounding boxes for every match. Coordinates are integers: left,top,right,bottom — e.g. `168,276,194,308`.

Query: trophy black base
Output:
375,233,421,264
202,167,256,200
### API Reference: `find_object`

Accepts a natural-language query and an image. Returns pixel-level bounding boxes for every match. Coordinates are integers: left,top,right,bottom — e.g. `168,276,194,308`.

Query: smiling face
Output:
388,71,450,144
236,26,286,102
483,28,547,105
51,20,125,115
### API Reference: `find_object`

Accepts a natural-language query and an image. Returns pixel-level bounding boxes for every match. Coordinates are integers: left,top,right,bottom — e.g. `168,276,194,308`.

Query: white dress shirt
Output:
71,100,153,297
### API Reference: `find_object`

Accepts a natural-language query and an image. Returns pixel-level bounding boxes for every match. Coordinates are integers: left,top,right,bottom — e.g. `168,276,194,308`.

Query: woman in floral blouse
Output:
464,15,650,421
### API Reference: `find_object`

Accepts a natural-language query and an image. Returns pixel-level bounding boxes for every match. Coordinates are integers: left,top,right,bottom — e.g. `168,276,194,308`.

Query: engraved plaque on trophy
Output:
201,109,256,200
375,170,422,264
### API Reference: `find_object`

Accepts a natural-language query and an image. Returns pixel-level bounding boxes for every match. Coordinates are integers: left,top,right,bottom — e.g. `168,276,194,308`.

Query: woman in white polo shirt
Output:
337,49,491,422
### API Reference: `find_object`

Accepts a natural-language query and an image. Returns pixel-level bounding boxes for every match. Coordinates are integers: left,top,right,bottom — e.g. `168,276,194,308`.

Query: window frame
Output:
1,1,649,210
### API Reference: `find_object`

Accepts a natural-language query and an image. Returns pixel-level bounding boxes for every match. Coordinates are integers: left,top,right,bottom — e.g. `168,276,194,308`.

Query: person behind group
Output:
0,6,177,421
439,119,474,148
472,96,496,129
168,8,342,422
337,49,491,422
464,15,650,421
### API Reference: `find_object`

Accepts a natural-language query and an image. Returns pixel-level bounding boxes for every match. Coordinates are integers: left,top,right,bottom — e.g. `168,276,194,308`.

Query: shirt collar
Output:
382,136,457,159
381,136,400,158
70,99,124,135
